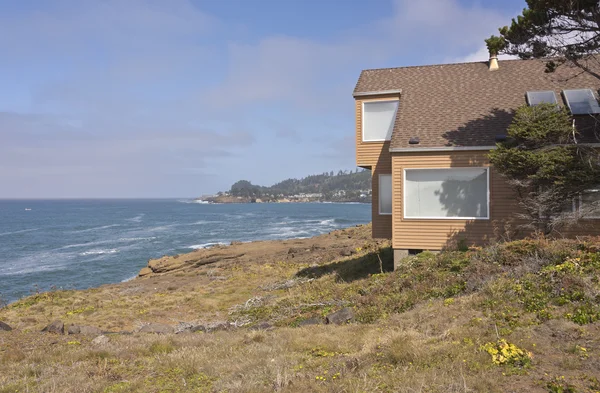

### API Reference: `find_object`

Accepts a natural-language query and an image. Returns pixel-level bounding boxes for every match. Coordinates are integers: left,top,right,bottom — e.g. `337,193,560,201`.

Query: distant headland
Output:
196,169,372,204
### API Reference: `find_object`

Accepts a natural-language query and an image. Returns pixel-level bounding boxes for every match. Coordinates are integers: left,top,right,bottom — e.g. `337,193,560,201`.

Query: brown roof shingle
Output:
354,59,600,148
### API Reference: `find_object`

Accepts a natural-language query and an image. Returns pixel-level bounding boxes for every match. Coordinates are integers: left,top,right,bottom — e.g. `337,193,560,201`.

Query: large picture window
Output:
379,174,392,215
362,100,398,142
404,168,489,219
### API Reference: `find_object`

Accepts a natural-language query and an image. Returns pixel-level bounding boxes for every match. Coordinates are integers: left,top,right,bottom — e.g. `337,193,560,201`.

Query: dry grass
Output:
1,229,600,392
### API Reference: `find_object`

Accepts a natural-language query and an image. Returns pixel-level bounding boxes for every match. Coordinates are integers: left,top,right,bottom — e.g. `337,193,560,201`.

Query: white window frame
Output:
562,89,600,115
362,100,398,142
538,195,576,219
403,167,490,220
526,90,558,106
578,189,600,219
378,174,392,215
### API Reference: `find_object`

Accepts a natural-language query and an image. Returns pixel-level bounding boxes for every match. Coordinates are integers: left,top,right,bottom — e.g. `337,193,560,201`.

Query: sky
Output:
0,0,524,198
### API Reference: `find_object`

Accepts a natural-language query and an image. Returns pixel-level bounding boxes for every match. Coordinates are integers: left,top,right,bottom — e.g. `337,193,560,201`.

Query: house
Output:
353,52,600,268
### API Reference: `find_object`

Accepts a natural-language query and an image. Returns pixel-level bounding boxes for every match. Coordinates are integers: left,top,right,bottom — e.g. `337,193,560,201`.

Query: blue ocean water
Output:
0,200,371,303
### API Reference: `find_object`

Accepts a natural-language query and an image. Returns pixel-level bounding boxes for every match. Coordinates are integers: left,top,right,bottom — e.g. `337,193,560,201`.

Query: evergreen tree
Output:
486,0,600,78
489,103,600,234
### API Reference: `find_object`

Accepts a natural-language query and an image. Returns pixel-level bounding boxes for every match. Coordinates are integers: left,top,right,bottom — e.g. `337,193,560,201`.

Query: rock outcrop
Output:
138,267,153,277
138,323,174,334
0,321,12,331
298,317,324,327
91,335,110,346
68,325,103,335
41,320,64,334
326,308,355,325
139,247,245,277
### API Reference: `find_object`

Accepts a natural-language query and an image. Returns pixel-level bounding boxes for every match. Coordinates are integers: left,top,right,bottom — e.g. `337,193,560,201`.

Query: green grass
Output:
1,232,600,392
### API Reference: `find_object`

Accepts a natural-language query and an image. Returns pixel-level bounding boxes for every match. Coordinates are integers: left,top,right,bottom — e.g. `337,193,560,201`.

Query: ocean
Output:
0,200,371,303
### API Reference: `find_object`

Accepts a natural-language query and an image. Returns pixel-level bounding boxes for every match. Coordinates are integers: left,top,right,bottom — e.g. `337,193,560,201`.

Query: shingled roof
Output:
354,59,600,149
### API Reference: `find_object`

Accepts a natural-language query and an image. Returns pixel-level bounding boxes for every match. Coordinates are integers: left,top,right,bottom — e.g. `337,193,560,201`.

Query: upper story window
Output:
362,100,398,142
562,89,600,115
526,91,558,106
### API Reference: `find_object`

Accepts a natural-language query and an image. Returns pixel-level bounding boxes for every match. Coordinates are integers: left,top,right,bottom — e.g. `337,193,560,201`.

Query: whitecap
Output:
79,248,118,256
126,214,145,222
181,220,215,226
0,228,40,237
319,219,336,226
60,236,156,250
70,224,121,233
188,242,227,250
116,236,157,242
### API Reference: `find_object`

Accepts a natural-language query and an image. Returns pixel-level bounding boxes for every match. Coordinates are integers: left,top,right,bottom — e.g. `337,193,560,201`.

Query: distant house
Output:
353,52,600,268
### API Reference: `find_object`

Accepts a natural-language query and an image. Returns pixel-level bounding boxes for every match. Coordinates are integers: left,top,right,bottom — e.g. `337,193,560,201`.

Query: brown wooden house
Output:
353,53,600,267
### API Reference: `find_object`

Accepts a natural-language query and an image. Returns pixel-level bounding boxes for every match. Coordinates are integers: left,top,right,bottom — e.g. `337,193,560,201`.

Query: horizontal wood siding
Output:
355,96,398,168
355,94,397,239
392,151,519,250
561,219,600,237
392,151,600,249
372,161,392,239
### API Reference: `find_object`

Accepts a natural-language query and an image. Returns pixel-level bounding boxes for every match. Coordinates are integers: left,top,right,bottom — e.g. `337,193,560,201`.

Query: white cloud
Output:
447,46,518,64
0,0,522,197
204,0,515,109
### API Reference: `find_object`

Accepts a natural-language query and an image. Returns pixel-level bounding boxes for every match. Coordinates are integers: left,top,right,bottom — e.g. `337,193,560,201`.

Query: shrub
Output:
481,339,532,368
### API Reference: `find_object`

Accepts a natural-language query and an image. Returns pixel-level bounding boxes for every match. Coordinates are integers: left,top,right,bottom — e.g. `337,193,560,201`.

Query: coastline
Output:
3,226,600,392
136,223,378,278
0,200,372,303
1,223,385,327
193,197,371,204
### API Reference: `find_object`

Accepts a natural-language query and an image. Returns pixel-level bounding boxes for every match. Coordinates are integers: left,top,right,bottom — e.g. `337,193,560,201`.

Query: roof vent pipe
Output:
489,51,499,71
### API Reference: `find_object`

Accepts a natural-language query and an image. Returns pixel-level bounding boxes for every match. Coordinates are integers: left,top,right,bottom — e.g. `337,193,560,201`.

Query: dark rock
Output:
91,335,110,345
41,320,64,334
138,323,174,334
298,317,324,327
174,322,193,334
0,321,12,331
339,249,352,257
191,325,206,333
174,322,207,334
205,321,230,332
249,322,273,331
69,325,103,335
326,307,355,325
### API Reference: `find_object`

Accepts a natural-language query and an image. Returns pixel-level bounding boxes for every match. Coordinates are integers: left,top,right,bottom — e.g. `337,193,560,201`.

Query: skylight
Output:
562,89,600,115
526,91,558,106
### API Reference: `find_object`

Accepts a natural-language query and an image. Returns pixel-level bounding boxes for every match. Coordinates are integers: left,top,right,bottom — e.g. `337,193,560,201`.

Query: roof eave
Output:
389,146,497,153
353,89,402,98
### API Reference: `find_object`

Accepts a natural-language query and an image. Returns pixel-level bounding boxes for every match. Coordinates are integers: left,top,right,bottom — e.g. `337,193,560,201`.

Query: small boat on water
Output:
24,208,32,211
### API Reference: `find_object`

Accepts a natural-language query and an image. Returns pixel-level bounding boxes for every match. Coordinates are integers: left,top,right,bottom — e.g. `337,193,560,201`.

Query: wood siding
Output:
391,151,600,250
371,160,393,239
355,95,397,239
392,151,516,250
355,95,398,168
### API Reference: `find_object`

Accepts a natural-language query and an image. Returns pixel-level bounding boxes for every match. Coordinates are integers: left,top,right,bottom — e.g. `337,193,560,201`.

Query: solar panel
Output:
526,91,558,106
562,89,600,115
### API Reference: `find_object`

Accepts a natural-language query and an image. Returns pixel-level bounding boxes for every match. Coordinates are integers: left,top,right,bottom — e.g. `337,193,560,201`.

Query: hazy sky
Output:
0,0,523,198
